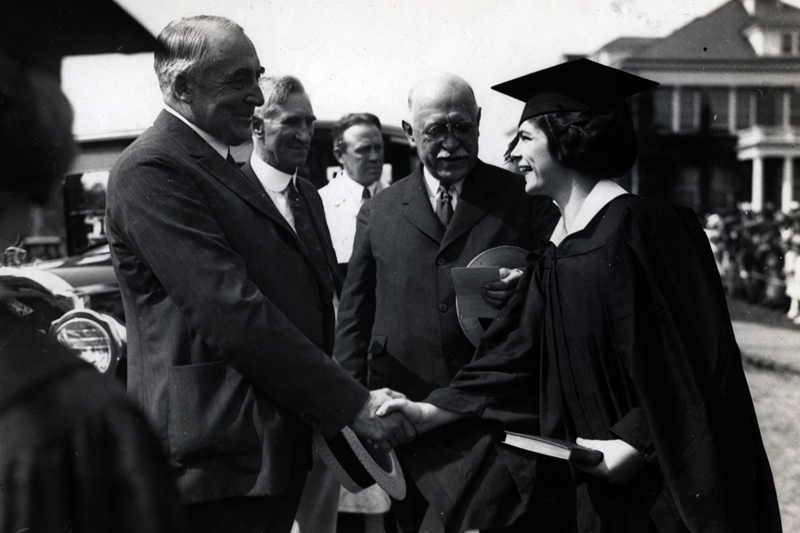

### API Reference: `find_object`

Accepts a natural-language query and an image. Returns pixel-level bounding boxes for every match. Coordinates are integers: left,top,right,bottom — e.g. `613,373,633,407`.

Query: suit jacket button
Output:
437,258,446,266
438,303,448,312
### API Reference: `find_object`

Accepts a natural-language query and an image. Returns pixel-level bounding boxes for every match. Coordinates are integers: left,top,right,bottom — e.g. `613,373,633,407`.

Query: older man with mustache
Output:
334,73,559,531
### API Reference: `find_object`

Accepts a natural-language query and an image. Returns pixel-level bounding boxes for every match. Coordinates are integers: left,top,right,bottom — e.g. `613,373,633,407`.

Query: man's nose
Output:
441,130,461,151
248,81,265,107
297,124,313,142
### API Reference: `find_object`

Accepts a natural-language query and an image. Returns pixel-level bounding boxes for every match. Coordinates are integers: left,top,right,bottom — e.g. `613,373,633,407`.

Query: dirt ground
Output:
729,297,800,531
745,363,800,532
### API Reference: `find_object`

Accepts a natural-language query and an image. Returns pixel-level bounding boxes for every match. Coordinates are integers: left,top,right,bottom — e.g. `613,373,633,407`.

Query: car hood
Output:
35,245,117,291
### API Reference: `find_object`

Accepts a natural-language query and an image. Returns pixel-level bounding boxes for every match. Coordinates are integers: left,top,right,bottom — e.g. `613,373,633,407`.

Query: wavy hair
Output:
154,16,241,96
507,101,638,179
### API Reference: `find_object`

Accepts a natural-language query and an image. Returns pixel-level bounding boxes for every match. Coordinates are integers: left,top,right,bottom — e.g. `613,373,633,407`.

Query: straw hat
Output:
313,427,406,500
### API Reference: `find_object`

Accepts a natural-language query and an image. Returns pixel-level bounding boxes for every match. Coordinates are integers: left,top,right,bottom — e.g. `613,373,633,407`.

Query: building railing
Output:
737,125,800,150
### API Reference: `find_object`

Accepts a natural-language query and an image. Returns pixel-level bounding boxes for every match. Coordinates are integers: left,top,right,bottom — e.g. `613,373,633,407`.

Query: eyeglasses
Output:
420,122,475,142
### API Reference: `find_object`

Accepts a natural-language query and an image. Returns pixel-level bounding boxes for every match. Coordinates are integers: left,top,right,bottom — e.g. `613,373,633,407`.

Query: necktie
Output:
226,151,238,168
285,181,334,293
436,184,454,228
362,187,371,201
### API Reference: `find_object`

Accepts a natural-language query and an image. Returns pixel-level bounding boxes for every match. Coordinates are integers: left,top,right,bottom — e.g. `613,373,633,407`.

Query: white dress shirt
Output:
249,152,297,231
549,179,628,246
422,166,464,212
319,171,378,264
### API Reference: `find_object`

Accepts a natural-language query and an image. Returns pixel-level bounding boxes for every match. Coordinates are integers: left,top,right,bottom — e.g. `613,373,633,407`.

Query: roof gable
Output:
635,1,756,60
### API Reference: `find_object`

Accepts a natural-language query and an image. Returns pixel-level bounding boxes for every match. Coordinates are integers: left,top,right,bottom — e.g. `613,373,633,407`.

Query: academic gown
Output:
427,194,782,533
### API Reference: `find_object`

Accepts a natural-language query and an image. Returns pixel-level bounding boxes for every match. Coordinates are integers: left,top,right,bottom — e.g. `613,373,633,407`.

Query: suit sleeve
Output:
608,203,780,532
426,266,541,432
107,151,367,438
333,200,376,386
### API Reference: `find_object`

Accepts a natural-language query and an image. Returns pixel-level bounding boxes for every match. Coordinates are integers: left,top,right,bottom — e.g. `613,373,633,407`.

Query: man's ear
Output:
333,144,345,165
401,120,416,148
172,73,193,103
476,108,482,137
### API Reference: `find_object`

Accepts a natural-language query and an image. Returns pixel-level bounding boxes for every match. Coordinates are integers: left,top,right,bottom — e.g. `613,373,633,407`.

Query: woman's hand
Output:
481,268,524,309
573,438,646,484
375,399,465,434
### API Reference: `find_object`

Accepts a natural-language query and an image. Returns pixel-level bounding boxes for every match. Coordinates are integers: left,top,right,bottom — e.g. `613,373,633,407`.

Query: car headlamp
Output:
50,309,125,376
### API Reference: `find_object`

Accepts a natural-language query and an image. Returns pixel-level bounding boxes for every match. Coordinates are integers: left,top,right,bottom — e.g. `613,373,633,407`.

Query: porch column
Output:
672,87,681,133
728,87,737,133
752,156,764,212
782,156,795,213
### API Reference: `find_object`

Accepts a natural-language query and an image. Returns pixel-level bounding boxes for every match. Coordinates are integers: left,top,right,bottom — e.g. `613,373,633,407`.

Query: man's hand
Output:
572,438,646,484
481,268,523,310
376,398,465,434
349,389,416,453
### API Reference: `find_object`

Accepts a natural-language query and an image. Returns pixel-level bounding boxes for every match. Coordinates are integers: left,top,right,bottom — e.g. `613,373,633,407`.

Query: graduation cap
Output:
491,58,659,125
0,0,161,78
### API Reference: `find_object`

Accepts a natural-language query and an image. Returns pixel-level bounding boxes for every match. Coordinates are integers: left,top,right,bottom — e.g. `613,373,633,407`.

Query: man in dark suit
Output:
106,17,413,533
239,74,342,533
334,73,559,531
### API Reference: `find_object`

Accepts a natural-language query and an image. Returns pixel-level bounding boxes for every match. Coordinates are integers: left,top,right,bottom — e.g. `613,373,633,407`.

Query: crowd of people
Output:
1,3,785,533
704,205,800,318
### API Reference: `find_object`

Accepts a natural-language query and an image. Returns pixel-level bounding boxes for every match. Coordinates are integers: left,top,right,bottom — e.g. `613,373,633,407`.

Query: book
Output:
501,432,604,466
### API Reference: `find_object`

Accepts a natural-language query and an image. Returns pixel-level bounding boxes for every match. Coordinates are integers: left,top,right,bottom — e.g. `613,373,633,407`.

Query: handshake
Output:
348,388,462,453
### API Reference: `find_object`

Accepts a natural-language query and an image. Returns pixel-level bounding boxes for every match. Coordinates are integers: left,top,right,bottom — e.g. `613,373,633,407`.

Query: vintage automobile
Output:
3,122,417,379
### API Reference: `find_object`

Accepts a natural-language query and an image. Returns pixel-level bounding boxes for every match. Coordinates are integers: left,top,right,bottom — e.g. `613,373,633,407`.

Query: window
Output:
782,33,793,55
707,88,730,131
791,89,800,126
651,87,672,132
755,88,785,127
736,88,754,129
679,88,701,132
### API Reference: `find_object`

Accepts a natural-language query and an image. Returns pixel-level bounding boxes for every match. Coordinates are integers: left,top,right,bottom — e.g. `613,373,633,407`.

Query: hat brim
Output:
456,246,529,346
313,427,407,500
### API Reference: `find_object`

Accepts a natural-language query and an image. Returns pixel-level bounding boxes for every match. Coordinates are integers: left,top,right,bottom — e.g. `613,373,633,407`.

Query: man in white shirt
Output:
319,113,388,277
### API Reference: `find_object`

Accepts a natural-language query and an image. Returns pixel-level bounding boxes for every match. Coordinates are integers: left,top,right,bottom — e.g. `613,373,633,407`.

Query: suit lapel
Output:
154,111,290,226
154,112,338,291
401,167,445,244
300,179,344,290
440,160,493,251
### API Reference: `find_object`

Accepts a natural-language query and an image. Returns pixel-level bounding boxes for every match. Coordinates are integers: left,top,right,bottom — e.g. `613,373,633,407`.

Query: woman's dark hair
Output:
507,100,638,179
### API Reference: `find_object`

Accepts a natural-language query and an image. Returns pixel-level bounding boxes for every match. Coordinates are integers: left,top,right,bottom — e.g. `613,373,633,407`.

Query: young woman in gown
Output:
378,59,782,533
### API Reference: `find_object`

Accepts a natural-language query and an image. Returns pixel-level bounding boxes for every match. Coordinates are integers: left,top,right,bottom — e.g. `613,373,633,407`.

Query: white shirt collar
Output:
249,152,296,192
422,165,464,199
164,106,229,160
550,179,628,246
341,171,378,197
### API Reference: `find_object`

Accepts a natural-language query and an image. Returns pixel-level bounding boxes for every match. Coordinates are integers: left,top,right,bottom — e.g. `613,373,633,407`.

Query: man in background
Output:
320,113,388,279
320,114,394,531
106,18,413,533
